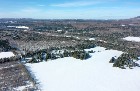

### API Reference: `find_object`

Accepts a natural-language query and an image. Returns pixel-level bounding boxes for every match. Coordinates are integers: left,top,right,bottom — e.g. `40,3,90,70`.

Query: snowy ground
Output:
0,52,15,59
26,47,140,91
13,81,33,91
84,46,106,52
123,36,140,42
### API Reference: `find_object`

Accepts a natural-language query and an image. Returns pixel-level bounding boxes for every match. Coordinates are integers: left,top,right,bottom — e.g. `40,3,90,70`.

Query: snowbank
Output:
26,47,140,91
123,36,140,42
84,46,106,52
7,26,29,29
0,52,15,59
89,38,95,41
16,26,29,29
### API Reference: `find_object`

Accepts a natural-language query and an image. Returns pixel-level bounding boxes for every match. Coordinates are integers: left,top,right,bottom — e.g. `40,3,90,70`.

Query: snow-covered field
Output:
26,47,140,91
123,36,140,42
0,52,15,59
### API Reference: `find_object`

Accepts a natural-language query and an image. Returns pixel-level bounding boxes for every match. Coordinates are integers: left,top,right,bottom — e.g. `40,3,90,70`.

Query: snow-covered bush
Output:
0,56,21,63
71,50,90,60
111,53,139,69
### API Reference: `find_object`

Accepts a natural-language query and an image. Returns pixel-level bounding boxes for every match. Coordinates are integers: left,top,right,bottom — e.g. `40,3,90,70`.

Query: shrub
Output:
112,53,139,69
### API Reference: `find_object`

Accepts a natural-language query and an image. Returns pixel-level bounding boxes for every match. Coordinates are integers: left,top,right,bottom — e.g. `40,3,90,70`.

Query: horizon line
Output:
0,16,138,20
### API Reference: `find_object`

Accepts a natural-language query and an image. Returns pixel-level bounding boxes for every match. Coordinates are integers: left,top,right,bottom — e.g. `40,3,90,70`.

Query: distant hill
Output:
134,16,140,18
130,16,140,20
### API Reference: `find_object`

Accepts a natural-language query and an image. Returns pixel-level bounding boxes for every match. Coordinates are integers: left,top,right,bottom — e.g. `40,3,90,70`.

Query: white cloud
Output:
38,5,45,7
21,8,41,13
50,0,117,7
50,1,100,7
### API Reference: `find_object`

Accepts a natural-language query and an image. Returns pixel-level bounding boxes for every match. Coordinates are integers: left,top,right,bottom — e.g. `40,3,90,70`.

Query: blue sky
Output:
0,0,140,19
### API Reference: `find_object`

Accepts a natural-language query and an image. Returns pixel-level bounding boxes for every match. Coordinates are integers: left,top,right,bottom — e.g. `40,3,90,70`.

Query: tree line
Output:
27,49,90,63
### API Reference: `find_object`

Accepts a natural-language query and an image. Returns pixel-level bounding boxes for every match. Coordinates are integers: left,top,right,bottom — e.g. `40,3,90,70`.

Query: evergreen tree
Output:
109,57,116,63
63,50,69,57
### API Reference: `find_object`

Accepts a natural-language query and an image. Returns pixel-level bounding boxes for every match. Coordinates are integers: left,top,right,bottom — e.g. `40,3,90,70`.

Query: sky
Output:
0,0,140,19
